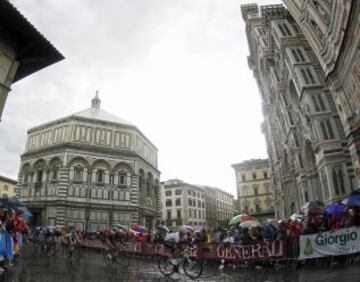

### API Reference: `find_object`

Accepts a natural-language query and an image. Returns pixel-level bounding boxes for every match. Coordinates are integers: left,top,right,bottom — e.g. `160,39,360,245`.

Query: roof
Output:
0,0,64,82
0,175,17,185
72,107,133,126
232,158,269,168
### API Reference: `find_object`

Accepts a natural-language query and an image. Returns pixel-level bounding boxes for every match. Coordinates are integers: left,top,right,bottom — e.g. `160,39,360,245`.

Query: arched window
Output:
97,189,102,199
74,166,83,182
80,187,86,198
91,188,96,198
74,186,80,197
68,186,74,196
113,190,119,200
103,189,109,199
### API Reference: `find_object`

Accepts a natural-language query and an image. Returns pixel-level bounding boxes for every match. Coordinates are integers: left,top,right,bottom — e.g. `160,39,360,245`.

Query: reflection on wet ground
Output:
2,248,360,282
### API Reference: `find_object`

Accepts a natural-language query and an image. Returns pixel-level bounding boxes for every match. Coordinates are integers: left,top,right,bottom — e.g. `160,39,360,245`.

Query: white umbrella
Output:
240,220,261,228
290,213,303,222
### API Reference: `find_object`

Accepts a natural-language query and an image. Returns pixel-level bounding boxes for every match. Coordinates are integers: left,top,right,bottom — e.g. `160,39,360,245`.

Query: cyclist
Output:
65,226,80,246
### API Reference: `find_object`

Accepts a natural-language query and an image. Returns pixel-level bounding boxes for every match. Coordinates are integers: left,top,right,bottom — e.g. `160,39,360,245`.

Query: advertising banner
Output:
299,227,360,259
213,241,284,261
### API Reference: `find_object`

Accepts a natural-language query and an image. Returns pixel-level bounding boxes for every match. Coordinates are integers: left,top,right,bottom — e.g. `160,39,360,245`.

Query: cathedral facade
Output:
17,95,160,230
241,1,360,218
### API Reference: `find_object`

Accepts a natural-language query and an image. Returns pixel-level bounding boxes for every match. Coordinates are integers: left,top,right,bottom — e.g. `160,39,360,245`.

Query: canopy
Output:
229,214,254,226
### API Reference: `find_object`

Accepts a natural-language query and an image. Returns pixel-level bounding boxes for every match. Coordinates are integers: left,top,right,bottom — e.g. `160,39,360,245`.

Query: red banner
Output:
79,239,285,262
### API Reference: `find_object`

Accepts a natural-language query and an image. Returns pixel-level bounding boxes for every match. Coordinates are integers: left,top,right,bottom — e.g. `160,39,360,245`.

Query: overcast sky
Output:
1,0,281,197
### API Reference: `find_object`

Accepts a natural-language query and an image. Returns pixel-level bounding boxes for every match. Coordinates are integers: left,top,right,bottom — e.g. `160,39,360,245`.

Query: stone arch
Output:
21,163,31,184
33,159,47,183
68,157,90,169
91,159,111,184
49,157,61,182
91,159,110,171
113,162,133,174
146,172,153,198
113,162,132,186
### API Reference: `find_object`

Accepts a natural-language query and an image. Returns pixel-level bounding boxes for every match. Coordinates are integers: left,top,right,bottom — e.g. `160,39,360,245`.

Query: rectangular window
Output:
167,210,171,220
187,190,191,195
175,198,181,206
188,199,192,206
175,189,182,195
252,173,256,180
198,200,201,207
301,68,310,84
119,173,127,185
291,49,300,62
97,170,104,183
306,68,316,84
165,190,172,196
177,210,181,219
166,199,172,207
3,185,8,191
263,172,268,179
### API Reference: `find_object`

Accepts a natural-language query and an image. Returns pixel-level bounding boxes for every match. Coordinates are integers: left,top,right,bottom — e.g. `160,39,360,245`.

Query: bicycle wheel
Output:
183,257,202,280
47,243,57,257
103,250,116,266
73,246,81,262
158,256,175,276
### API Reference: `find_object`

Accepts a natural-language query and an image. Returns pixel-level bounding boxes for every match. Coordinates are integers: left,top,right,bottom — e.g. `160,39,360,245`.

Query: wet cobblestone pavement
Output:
1,248,360,281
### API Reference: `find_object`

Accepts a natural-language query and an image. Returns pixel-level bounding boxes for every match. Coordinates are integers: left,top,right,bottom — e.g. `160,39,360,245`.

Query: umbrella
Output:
325,203,345,216
156,225,170,233
290,213,303,222
240,220,261,228
111,223,126,230
131,224,148,233
266,218,279,229
301,200,325,215
342,194,360,207
178,225,194,233
0,197,26,210
22,211,33,219
229,214,254,225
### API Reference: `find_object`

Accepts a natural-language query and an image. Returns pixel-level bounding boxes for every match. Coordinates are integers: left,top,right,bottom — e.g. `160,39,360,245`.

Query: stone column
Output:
56,166,69,226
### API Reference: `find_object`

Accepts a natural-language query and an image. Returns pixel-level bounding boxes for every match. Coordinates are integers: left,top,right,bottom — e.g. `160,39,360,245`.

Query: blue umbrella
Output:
342,194,360,207
22,211,33,219
325,203,345,216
